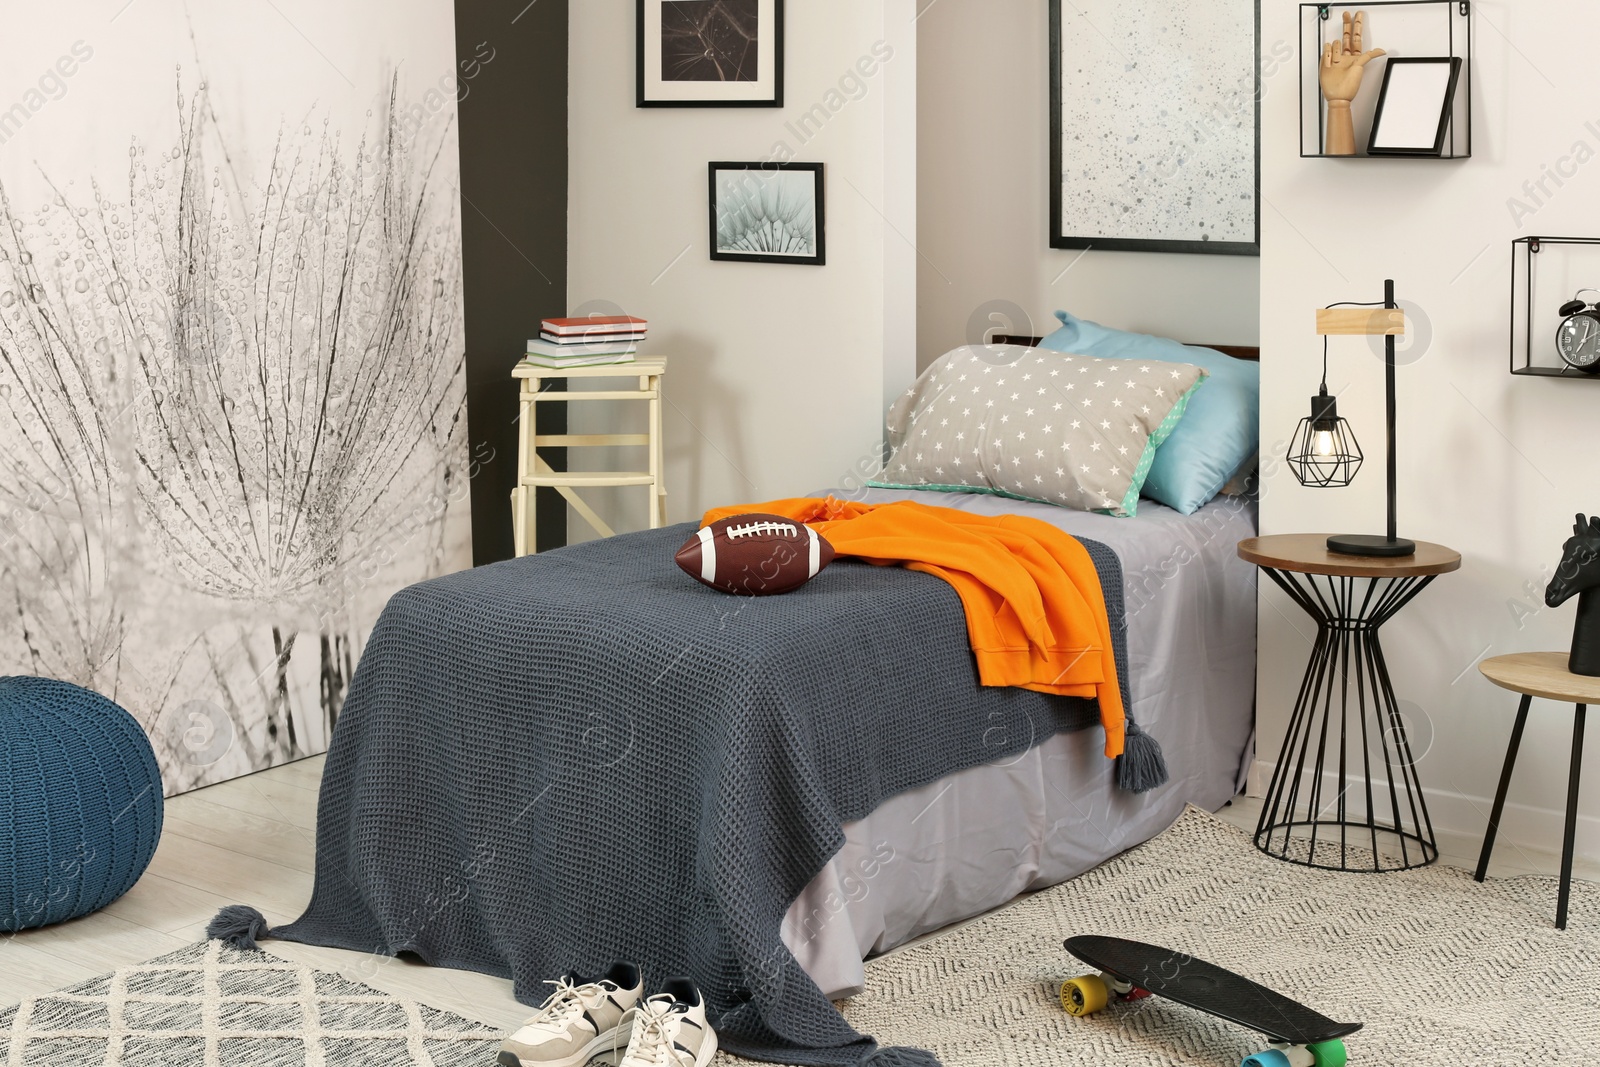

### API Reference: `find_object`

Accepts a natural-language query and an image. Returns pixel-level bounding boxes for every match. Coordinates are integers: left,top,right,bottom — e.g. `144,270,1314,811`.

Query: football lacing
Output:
726,521,798,540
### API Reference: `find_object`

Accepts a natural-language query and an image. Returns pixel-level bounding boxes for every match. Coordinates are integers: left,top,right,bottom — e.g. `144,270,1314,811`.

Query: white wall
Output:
1259,3,1600,860
567,2,916,533
915,1,1261,372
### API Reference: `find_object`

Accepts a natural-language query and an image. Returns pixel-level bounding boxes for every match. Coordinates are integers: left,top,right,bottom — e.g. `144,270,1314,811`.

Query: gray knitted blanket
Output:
263,522,1130,1065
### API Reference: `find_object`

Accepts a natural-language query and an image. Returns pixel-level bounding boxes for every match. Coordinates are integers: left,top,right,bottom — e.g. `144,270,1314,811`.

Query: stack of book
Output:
523,316,648,368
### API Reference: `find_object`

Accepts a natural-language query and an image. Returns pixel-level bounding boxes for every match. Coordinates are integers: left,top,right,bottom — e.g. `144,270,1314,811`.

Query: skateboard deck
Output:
1064,935,1362,1050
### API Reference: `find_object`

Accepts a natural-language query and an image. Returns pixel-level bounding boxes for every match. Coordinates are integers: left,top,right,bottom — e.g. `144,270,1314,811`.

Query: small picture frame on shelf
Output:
708,162,824,266
1367,57,1462,156
637,0,784,108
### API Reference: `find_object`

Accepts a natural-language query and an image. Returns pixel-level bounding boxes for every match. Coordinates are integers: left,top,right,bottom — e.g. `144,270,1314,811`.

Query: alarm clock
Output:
1557,289,1600,372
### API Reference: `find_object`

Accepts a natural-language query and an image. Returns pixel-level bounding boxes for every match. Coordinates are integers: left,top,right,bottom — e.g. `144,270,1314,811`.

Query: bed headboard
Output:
992,336,1260,361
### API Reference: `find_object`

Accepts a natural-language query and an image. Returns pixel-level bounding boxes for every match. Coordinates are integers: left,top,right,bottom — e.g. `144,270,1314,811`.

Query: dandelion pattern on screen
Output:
662,0,760,82
0,75,468,793
712,165,820,261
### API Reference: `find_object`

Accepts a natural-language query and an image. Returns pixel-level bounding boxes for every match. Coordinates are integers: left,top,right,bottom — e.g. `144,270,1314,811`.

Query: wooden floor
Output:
4,758,1597,1031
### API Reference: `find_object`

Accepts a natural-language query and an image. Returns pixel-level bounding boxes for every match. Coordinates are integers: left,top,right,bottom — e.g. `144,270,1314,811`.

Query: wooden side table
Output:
511,357,668,556
1238,534,1461,872
1475,652,1594,929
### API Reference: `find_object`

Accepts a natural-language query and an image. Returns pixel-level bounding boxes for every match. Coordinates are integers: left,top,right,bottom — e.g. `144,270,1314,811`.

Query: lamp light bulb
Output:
1312,428,1337,458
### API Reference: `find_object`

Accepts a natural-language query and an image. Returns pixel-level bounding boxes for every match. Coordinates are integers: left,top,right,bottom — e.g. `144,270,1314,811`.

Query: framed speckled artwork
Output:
1050,0,1261,256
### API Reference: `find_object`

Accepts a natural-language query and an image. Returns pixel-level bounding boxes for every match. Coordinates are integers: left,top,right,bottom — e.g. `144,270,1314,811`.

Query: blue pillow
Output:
1038,311,1259,514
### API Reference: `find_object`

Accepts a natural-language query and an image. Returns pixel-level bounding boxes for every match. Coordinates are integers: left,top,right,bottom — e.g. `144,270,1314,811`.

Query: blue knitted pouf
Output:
1,676,164,931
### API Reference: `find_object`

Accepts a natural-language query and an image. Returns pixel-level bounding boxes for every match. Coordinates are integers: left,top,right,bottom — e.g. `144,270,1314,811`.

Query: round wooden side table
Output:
1238,534,1462,872
1475,651,1594,929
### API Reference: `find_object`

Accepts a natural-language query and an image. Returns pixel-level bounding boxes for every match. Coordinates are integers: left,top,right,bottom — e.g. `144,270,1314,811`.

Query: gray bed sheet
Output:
780,490,1259,998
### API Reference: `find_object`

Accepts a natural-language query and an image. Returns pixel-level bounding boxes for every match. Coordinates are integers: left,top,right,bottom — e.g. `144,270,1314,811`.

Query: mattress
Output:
781,490,1259,998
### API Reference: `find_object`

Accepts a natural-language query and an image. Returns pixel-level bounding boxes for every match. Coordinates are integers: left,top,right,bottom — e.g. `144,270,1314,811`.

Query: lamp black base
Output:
1327,533,1417,558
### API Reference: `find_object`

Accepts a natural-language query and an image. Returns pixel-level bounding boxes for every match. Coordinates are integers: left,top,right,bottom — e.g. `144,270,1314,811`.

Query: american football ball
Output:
675,513,836,596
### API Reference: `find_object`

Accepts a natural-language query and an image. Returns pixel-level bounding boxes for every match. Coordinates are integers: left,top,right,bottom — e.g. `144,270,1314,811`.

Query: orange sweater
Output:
701,497,1127,758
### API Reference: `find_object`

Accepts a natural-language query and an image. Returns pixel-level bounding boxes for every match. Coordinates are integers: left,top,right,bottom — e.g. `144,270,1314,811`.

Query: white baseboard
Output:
1248,759,1600,866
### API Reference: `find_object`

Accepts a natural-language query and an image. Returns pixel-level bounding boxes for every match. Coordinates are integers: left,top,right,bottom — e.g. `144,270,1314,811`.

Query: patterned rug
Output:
0,939,499,1066
10,811,1597,1066
717,806,1599,1066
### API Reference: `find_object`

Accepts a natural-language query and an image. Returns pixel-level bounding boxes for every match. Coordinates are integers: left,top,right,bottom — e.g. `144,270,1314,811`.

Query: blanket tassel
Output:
1115,719,1168,794
206,905,273,950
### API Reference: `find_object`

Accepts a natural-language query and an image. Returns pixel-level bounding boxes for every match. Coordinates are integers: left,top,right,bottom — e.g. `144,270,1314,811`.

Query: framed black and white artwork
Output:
638,0,784,108
1049,0,1260,256
708,162,824,265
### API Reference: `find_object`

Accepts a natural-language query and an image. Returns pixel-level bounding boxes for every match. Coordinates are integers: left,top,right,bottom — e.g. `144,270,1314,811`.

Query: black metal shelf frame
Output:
1510,236,1600,380
1299,0,1472,159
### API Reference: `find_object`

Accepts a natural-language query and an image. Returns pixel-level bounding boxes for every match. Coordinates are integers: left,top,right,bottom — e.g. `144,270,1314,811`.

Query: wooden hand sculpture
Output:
1319,10,1386,155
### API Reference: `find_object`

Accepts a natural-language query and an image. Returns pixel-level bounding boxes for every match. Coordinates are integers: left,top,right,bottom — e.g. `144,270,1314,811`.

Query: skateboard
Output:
1060,935,1362,1067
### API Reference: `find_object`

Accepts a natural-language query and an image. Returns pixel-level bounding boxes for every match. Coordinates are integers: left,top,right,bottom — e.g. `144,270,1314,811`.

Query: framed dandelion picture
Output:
709,161,825,265
638,0,784,107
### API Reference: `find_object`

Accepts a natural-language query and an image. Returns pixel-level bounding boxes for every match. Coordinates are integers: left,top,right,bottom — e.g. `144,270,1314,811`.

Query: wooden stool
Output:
1475,652,1594,929
511,357,668,556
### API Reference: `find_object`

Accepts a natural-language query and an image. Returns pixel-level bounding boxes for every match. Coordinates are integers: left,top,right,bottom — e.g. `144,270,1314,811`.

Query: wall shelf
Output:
1510,237,1600,381
1299,1,1471,159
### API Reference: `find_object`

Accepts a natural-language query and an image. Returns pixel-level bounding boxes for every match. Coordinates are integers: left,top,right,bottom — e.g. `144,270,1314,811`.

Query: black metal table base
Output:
1476,695,1588,929
1256,568,1440,872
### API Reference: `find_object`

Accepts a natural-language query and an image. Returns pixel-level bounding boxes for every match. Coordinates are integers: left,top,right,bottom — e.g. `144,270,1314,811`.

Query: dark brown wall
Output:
455,0,568,563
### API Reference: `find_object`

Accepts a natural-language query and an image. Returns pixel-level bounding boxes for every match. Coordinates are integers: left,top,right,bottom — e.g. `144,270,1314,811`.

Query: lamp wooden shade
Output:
1315,307,1406,336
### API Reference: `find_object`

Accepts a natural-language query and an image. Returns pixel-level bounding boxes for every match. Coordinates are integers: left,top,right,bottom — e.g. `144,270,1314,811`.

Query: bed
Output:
248,335,1261,1066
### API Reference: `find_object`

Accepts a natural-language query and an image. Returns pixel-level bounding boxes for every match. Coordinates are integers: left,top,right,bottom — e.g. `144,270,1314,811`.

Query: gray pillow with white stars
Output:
870,344,1208,517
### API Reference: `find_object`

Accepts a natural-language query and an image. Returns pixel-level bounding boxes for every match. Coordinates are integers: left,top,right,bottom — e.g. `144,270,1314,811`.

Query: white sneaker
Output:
499,962,643,1067
610,978,717,1067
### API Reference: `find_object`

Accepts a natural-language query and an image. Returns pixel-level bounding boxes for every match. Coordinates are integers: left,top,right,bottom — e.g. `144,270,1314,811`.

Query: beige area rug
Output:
719,807,1600,1066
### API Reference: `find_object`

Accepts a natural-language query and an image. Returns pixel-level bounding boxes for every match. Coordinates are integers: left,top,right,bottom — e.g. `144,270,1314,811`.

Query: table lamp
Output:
1285,279,1415,558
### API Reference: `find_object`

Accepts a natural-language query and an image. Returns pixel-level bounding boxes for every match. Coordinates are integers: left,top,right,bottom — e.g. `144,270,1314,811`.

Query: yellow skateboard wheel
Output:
1060,974,1109,1016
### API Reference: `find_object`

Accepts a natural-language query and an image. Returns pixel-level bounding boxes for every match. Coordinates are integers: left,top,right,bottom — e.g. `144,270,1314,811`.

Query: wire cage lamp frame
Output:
1286,386,1363,487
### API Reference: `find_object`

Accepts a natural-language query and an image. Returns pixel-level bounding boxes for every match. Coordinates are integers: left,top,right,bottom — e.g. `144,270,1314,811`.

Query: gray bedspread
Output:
269,522,1129,1065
